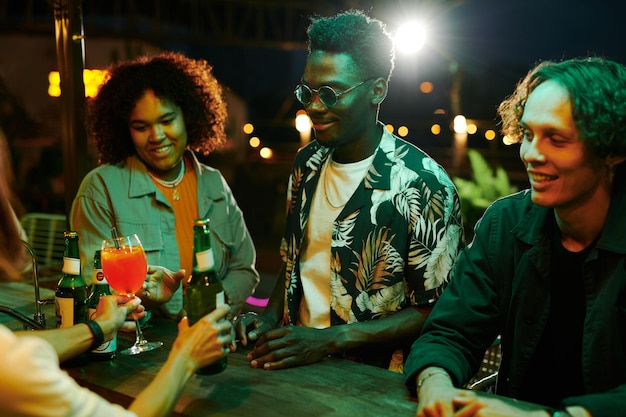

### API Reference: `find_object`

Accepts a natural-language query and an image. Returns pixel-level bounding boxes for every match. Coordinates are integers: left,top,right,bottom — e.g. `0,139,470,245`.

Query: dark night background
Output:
2,0,625,253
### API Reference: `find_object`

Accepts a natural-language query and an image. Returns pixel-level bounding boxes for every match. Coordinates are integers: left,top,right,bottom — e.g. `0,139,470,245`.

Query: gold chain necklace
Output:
149,161,185,201
322,158,346,209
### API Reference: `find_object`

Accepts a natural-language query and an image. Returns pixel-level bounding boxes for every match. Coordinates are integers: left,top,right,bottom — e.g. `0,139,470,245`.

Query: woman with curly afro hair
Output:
71,52,259,319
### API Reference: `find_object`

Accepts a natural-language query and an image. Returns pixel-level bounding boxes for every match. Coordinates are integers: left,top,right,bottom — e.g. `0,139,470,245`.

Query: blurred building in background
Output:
1,0,538,246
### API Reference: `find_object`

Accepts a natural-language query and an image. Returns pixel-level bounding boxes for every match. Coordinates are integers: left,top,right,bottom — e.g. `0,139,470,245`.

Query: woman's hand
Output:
450,393,553,417
95,294,145,339
173,305,233,372
416,373,462,416
142,266,186,305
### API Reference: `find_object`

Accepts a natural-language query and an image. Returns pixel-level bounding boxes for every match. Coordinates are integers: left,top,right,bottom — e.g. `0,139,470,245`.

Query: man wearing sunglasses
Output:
235,9,463,371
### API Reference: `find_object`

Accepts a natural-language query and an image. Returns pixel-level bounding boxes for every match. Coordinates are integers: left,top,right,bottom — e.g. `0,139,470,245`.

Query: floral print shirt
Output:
280,126,464,327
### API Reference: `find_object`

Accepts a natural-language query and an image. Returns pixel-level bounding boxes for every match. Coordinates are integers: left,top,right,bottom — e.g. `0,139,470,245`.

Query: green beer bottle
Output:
55,231,88,328
185,218,227,374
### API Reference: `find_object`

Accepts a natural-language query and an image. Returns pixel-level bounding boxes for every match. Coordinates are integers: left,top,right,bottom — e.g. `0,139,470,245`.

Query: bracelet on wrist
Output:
417,369,450,394
84,320,105,351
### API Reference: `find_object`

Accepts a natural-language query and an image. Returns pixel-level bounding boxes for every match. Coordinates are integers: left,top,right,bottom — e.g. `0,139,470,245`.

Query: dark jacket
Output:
404,174,626,416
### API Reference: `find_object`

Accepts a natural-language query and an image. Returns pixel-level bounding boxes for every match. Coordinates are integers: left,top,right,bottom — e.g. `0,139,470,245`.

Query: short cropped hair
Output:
306,9,395,81
89,51,227,164
498,57,626,159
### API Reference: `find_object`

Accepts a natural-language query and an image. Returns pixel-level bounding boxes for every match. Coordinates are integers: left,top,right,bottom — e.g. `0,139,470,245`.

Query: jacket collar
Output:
315,123,394,190
511,192,551,247
127,155,156,199
512,171,626,254
126,150,217,199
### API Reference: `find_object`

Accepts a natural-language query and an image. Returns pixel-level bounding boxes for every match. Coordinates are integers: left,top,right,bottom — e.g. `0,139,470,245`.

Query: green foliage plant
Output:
453,149,517,240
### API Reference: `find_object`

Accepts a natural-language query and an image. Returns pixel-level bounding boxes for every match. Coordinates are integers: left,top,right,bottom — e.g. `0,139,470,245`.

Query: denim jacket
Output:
70,151,259,317
405,174,626,416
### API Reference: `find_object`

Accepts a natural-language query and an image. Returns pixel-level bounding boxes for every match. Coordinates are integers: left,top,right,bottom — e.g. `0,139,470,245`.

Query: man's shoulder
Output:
380,134,455,191
382,133,441,170
294,141,322,159
480,189,534,223
488,189,532,209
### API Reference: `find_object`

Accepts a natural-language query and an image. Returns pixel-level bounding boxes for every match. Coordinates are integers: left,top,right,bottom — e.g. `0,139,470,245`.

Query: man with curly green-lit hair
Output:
407,57,626,417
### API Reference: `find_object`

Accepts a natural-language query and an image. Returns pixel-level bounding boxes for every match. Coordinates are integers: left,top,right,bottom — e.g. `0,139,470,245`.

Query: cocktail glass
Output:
101,234,163,355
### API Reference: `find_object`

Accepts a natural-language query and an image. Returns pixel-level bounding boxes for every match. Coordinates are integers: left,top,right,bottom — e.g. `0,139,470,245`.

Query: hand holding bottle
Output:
173,305,232,373
185,218,228,374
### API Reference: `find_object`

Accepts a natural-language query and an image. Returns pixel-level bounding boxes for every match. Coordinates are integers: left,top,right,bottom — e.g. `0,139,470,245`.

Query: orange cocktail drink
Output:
101,245,147,295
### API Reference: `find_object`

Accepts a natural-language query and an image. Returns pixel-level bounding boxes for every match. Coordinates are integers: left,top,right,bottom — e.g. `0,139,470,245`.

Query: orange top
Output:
151,157,198,288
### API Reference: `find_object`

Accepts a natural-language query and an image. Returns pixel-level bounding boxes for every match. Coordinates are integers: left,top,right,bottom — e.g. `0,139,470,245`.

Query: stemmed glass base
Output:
121,340,164,355
120,317,163,356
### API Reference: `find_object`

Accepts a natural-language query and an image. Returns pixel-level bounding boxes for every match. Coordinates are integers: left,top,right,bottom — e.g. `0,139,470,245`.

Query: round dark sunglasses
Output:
294,80,369,107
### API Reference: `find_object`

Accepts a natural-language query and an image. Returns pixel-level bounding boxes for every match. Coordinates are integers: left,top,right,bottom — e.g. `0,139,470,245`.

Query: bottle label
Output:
56,297,74,328
195,249,215,272
88,308,117,354
62,257,81,276
93,268,108,285
216,291,225,308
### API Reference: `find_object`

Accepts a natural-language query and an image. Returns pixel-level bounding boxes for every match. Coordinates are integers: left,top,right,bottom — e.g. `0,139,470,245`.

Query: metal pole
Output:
53,0,88,224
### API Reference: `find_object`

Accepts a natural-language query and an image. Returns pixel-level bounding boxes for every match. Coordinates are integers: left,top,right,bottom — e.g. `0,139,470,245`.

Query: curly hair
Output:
88,51,228,164
498,57,626,159
306,9,395,81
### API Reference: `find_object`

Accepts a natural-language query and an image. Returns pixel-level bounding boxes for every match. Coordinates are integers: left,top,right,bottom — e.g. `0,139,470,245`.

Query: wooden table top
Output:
63,316,418,417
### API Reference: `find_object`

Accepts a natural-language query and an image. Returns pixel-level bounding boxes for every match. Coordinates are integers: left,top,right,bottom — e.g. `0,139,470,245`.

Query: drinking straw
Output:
111,227,121,249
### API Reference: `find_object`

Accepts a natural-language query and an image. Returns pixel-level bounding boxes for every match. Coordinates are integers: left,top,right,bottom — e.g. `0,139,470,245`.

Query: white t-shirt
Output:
298,153,375,328
0,325,136,417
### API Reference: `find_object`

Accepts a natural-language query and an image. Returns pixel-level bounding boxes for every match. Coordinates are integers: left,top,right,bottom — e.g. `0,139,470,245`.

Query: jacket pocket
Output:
116,221,164,256
208,219,233,278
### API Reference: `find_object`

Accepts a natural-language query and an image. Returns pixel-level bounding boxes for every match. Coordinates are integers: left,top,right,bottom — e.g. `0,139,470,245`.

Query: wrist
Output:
260,308,283,328
320,325,344,355
84,320,105,351
416,367,452,396
93,317,117,342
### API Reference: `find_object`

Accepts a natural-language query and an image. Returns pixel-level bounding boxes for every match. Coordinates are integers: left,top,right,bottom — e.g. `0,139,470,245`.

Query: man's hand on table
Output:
242,325,333,370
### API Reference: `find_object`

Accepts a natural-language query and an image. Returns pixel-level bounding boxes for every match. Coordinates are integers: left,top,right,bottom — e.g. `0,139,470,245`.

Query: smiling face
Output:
519,80,609,212
128,89,188,179
301,51,382,163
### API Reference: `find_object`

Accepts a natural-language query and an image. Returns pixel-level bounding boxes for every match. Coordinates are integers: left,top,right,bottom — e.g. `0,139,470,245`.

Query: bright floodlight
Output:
395,21,426,54
453,115,467,134
295,113,312,133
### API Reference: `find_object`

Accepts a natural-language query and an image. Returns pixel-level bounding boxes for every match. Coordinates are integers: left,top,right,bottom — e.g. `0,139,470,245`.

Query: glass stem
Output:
134,317,146,345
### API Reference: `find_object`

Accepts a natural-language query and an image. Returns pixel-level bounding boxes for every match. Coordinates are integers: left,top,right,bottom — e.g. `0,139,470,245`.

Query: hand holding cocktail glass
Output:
101,233,163,355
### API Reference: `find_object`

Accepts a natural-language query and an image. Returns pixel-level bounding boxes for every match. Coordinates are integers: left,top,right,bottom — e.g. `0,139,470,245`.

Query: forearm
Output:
220,194,261,315
326,306,428,354
259,263,287,325
16,323,93,362
221,265,259,316
129,354,193,417
16,316,117,363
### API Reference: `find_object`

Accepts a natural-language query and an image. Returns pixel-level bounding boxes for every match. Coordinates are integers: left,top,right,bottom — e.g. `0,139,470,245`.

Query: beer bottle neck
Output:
192,223,215,273
62,233,80,276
